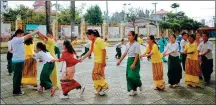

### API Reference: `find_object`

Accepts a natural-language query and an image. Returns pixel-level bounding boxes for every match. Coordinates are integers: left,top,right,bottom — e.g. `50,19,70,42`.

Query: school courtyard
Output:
1,46,215,104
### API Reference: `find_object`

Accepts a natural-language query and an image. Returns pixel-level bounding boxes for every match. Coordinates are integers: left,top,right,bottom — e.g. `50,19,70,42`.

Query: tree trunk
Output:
45,1,51,34
71,1,75,41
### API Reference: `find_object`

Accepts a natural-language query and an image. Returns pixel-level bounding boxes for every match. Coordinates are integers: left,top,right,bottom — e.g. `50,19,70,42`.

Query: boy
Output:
180,32,189,71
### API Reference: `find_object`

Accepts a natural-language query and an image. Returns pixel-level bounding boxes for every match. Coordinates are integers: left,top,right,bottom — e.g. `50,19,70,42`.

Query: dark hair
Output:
48,31,53,35
181,32,188,36
36,42,48,52
63,40,76,54
149,35,157,45
105,38,108,41
121,39,124,42
24,33,33,45
9,34,16,40
140,34,144,37
170,34,176,39
129,31,138,41
15,29,24,36
86,29,100,37
202,32,209,37
189,34,196,40
58,36,61,39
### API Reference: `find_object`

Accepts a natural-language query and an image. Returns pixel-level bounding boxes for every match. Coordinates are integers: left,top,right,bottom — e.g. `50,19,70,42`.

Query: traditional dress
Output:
145,44,165,89
44,38,60,88
125,42,142,92
180,39,189,71
164,43,182,85
158,37,168,62
21,44,37,86
115,42,123,59
59,51,81,96
90,37,109,93
198,41,213,83
34,51,55,90
184,42,200,86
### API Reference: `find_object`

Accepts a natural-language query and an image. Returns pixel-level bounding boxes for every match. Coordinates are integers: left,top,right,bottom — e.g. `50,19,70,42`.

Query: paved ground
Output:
1,46,215,104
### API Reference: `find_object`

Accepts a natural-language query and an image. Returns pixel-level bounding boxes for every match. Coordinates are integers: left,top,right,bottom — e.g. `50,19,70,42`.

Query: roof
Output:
198,27,216,31
33,1,45,6
156,9,168,14
33,9,56,14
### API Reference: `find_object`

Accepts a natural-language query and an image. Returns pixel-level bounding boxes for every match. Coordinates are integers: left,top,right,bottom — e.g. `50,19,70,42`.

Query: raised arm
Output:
23,30,38,41
37,31,48,41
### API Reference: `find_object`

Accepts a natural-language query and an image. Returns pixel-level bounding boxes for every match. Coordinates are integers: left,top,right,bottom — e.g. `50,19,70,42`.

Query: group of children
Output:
7,28,214,98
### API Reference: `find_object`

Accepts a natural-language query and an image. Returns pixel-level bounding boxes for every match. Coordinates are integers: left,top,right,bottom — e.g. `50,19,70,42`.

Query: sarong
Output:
126,57,142,92
152,62,165,89
92,63,109,92
167,55,182,85
185,58,200,86
22,58,37,86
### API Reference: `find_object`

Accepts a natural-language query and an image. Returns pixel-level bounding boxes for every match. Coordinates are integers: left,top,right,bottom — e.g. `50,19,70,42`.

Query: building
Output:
150,9,169,21
33,1,56,13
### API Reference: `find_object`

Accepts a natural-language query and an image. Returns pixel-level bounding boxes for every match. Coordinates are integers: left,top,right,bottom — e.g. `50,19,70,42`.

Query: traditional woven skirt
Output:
92,63,109,92
22,58,37,86
167,55,182,85
185,58,200,86
152,62,165,89
126,57,142,92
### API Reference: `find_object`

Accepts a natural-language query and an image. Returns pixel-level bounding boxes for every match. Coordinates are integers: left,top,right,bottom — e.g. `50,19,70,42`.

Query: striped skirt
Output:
92,63,109,92
22,58,37,86
152,62,165,89
185,58,200,86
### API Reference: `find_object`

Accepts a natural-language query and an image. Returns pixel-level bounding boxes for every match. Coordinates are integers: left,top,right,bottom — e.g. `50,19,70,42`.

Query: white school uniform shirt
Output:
116,42,124,48
34,51,55,64
164,42,179,57
125,42,140,57
11,37,25,62
180,39,189,53
8,40,12,53
198,41,213,59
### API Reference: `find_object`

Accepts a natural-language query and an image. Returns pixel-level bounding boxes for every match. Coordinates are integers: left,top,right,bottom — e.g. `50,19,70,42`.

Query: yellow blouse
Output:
24,44,35,59
184,42,198,60
138,38,144,45
90,37,106,63
144,44,162,63
44,38,56,58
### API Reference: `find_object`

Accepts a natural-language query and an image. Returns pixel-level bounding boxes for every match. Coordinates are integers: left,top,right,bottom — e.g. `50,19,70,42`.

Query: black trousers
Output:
81,47,91,57
181,54,187,71
12,62,24,94
7,51,13,73
115,47,121,59
201,56,213,83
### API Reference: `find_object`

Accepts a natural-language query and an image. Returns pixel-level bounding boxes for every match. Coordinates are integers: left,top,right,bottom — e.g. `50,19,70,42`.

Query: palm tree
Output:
171,3,180,13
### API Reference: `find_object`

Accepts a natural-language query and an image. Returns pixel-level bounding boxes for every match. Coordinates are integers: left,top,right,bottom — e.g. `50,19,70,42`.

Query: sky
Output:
7,1,216,27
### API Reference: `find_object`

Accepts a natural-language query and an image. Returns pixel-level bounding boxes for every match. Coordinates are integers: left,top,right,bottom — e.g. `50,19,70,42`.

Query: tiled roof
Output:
33,1,45,6
156,9,168,14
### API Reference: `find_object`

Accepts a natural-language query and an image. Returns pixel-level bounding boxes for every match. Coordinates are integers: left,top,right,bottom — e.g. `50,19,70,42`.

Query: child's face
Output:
36,47,41,52
140,36,144,39
188,36,194,43
128,32,134,42
121,40,124,44
147,36,152,44
202,34,209,42
182,34,188,40
196,33,201,39
169,35,176,43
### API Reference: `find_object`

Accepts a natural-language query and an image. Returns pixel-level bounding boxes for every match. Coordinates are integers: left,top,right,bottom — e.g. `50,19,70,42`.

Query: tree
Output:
126,7,141,31
84,5,103,25
171,3,180,13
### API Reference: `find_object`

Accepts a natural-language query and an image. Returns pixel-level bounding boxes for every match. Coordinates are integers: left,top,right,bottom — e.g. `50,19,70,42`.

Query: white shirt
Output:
11,37,25,61
116,42,124,48
85,42,91,48
180,39,189,53
198,41,213,59
164,42,179,57
8,40,12,52
34,51,55,63
125,42,140,57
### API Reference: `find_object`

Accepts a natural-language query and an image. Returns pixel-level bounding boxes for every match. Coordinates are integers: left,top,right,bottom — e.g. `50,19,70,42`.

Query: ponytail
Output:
36,42,48,52
129,31,138,41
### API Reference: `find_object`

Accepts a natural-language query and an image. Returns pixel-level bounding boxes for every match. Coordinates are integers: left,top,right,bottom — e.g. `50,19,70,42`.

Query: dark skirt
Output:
168,55,182,85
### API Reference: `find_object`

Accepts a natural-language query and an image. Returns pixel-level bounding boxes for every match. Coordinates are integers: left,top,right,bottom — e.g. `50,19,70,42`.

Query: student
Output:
163,34,182,88
7,34,15,76
71,36,80,58
117,31,142,96
11,29,36,95
198,33,213,86
140,35,165,91
137,34,145,46
184,34,201,88
21,33,37,87
158,32,168,62
81,39,91,59
80,29,109,96
36,31,60,89
115,39,125,59
180,32,189,71
34,42,56,96
57,40,85,98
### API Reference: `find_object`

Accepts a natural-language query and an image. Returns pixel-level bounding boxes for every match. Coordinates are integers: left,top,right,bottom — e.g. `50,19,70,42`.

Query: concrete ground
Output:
1,46,215,104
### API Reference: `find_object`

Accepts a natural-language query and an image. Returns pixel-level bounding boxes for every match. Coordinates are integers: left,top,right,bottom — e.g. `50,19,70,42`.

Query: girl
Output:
140,35,165,91
57,40,85,98
80,29,109,96
163,34,182,88
158,32,168,62
117,31,142,96
115,39,125,59
180,32,189,71
184,34,201,88
34,42,55,96
22,33,37,87
198,33,213,86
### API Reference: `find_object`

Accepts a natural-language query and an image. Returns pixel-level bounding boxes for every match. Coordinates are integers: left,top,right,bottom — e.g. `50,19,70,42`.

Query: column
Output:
15,15,23,30
135,26,139,34
80,18,86,42
120,21,126,38
102,20,108,39
52,19,58,41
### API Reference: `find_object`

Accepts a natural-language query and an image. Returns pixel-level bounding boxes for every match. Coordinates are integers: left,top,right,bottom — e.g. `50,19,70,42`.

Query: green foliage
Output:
84,5,103,25
171,3,180,9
